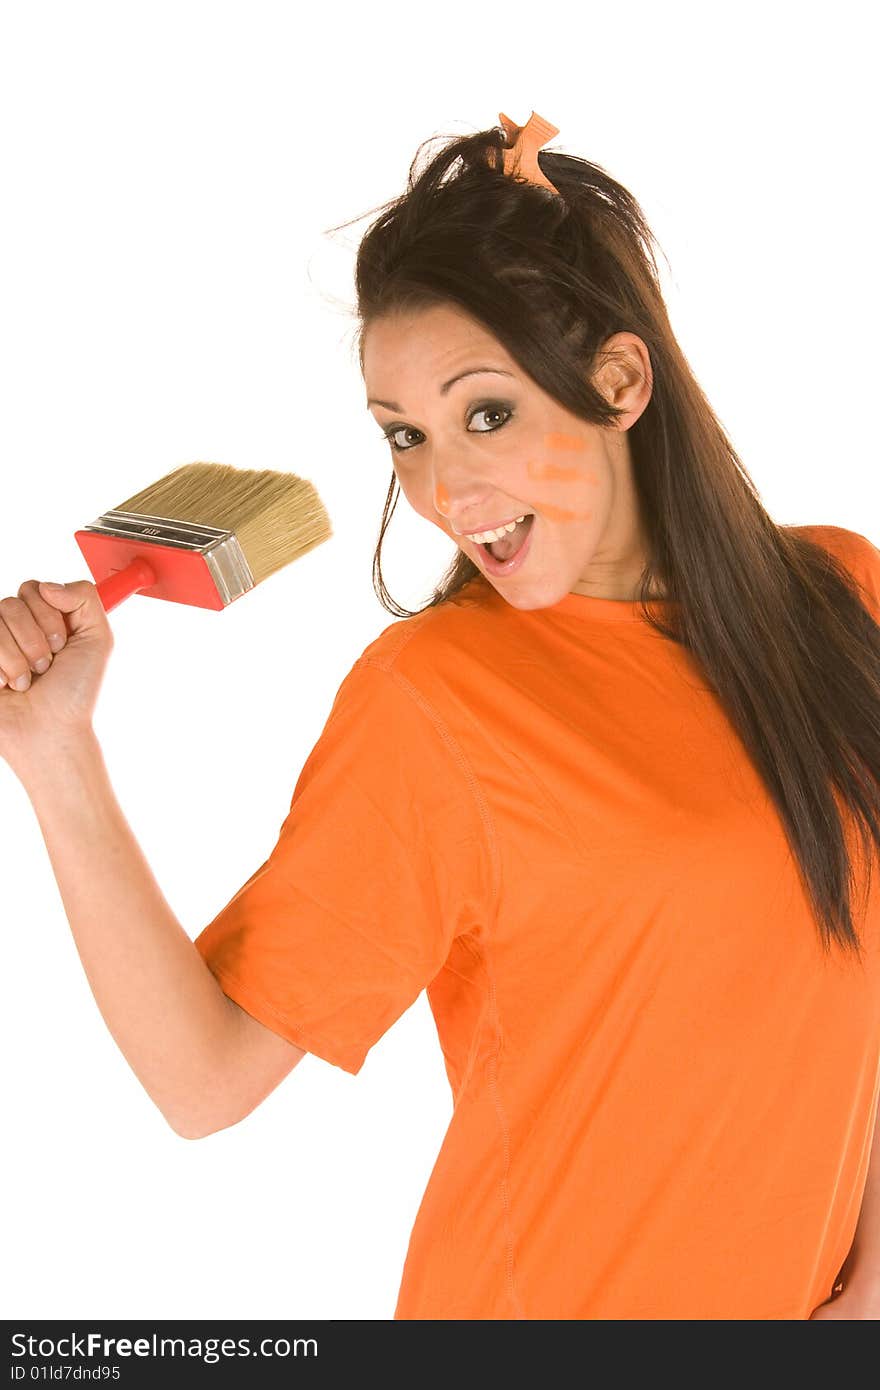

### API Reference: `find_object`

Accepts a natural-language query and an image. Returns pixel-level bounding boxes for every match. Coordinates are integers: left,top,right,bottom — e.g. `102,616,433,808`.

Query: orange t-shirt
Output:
193,523,880,1319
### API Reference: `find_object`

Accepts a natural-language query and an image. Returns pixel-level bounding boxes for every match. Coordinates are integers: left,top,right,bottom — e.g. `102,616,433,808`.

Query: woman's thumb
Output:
39,579,81,606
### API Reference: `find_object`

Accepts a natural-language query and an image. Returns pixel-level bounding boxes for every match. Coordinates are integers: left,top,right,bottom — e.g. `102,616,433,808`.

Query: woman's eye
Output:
384,425,423,453
469,403,512,433
382,402,514,453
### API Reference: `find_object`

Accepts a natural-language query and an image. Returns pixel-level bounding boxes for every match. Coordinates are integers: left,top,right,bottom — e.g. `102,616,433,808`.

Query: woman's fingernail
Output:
14,673,31,692
34,656,52,674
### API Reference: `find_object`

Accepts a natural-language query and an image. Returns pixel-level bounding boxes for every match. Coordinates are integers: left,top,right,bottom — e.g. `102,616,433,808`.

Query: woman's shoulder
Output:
791,520,878,556
353,576,497,677
789,522,880,617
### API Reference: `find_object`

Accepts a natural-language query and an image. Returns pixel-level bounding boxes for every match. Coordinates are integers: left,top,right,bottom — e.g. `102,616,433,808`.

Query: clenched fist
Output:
0,579,114,763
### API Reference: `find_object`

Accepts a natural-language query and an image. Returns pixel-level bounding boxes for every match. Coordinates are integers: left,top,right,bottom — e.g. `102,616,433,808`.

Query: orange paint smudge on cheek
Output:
545,432,586,451
536,502,592,522
435,482,450,512
528,458,583,482
529,435,595,483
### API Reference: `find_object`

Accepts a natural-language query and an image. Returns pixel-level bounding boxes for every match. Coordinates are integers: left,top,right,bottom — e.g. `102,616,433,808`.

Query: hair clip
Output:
497,110,561,195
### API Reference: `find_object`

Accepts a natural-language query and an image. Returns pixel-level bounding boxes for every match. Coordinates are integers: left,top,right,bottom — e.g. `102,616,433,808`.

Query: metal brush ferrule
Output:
80,509,256,604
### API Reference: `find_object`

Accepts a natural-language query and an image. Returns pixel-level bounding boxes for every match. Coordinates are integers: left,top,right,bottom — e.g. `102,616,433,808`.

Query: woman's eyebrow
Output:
367,367,514,412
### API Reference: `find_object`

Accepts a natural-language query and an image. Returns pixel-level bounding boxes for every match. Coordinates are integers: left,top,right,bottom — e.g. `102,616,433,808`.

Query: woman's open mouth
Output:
473,512,535,576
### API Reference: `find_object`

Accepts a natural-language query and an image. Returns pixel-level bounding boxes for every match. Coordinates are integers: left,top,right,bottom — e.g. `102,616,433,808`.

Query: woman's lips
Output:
472,512,535,576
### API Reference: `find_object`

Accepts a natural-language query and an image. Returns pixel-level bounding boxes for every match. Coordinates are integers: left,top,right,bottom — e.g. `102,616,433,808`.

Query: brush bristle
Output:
115,462,332,586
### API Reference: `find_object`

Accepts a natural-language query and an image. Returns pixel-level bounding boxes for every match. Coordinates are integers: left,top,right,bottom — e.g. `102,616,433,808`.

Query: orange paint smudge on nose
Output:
435,482,450,512
537,502,592,522
545,432,586,451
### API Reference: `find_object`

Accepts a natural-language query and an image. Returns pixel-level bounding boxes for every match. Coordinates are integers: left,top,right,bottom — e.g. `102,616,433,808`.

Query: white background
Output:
1,0,876,1322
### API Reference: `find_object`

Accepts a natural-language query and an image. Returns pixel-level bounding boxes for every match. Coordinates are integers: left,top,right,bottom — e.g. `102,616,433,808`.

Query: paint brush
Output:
73,462,332,613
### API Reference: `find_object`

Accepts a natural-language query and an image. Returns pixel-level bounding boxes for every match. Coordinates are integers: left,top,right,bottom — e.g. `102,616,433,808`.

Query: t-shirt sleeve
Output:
192,656,493,1075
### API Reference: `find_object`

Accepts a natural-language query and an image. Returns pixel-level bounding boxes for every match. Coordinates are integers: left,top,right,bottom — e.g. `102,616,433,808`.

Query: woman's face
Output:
362,303,654,609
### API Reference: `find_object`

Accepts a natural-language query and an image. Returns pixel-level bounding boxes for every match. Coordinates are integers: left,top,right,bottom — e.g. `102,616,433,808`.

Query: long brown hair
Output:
328,121,880,958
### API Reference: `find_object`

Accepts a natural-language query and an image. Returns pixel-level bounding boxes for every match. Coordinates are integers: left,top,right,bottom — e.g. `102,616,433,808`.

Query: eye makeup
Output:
379,400,516,452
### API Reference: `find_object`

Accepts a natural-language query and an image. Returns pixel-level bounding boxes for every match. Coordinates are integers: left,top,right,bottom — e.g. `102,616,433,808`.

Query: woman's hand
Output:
0,579,114,768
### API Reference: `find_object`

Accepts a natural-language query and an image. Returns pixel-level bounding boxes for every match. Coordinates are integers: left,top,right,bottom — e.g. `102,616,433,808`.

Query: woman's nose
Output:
434,485,498,533
432,457,496,526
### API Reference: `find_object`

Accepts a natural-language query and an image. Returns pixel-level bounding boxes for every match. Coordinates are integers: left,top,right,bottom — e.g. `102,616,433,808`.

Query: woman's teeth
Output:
468,515,527,545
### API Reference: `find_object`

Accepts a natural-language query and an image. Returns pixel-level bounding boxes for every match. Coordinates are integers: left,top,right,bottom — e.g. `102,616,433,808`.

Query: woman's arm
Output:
11,730,246,1138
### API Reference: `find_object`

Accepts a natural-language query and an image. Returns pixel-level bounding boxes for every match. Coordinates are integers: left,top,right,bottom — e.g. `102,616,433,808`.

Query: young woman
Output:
1,112,879,1320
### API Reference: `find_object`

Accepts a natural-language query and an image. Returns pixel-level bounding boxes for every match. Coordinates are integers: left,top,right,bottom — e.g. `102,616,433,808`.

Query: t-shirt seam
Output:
356,653,525,1317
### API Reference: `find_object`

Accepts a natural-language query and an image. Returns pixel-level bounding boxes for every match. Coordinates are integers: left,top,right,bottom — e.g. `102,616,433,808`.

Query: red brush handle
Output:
96,556,158,613
76,530,228,611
